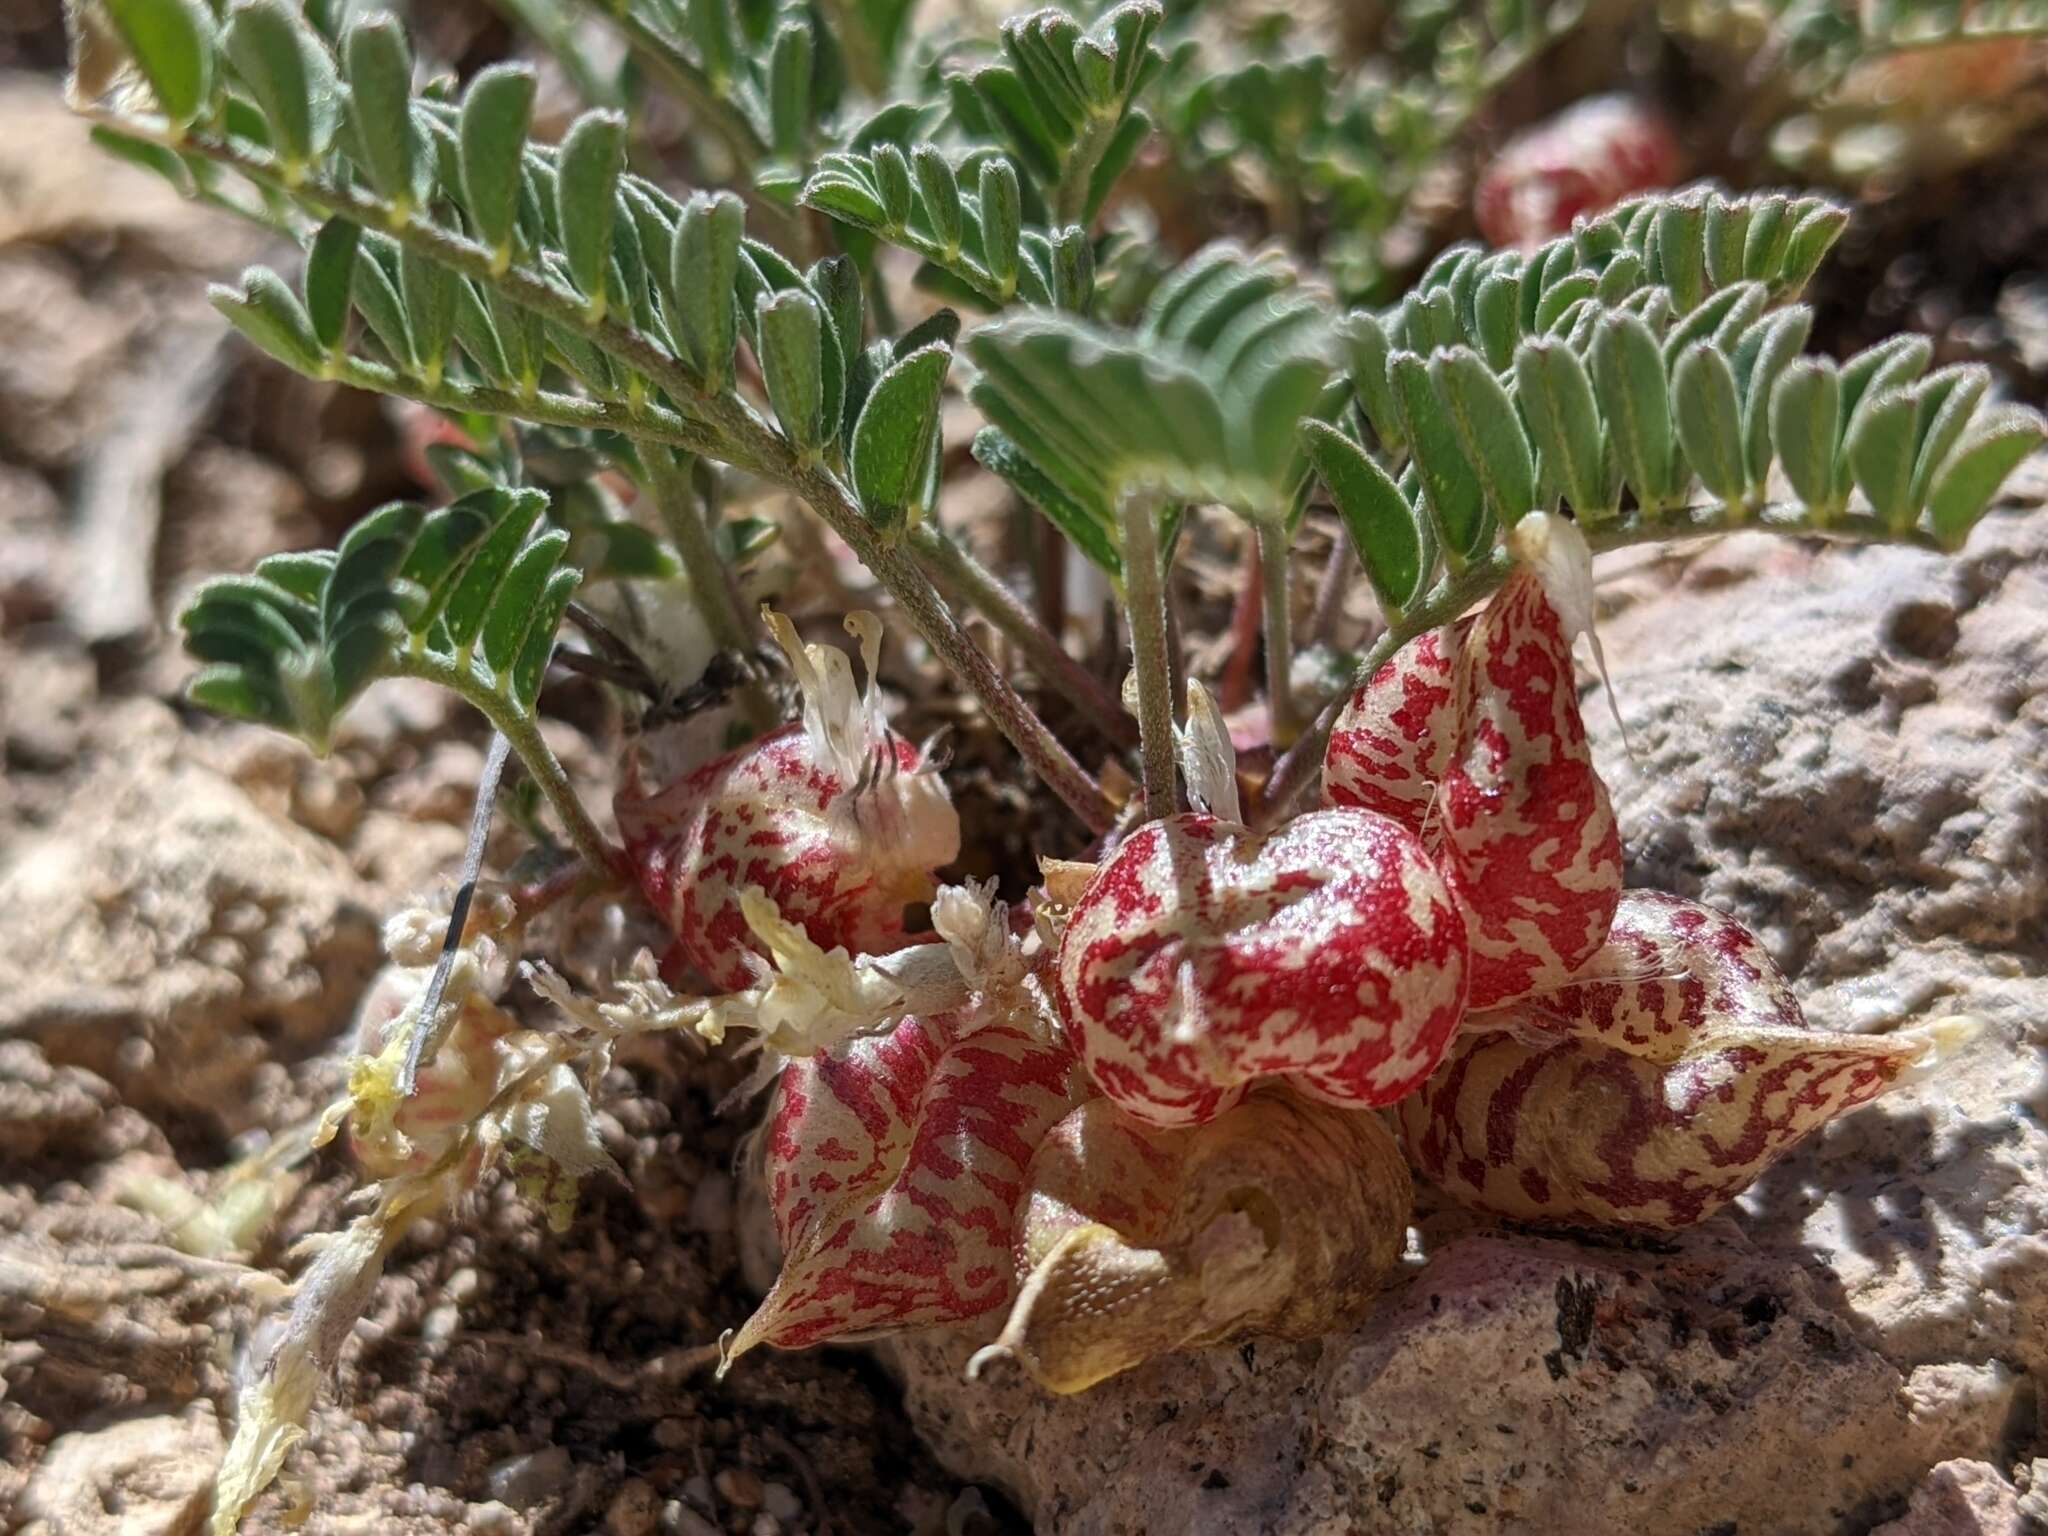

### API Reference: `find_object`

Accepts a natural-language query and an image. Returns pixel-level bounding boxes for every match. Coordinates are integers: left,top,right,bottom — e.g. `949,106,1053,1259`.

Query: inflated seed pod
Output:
1322,619,1468,831
1054,808,1469,1129
1436,514,1623,1011
972,1090,1412,1393
1475,94,1680,250
616,612,959,991
726,1009,1088,1361
1397,891,1949,1230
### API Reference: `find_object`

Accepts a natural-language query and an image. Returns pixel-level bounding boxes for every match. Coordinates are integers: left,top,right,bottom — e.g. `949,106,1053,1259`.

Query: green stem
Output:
579,2,765,166
642,443,778,732
109,118,1111,832
330,354,725,456
816,0,886,98
1119,490,1178,819
1055,109,1120,229
910,521,1137,750
642,443,751,653
392,649,622,879
1256,519,1299,749
1254,500,1946,828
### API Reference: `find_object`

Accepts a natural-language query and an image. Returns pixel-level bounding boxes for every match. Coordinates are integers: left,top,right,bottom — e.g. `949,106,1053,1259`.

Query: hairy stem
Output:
576,1,765,171
642,443,778,732
910,521,1137,749
330,354,725,456
1055,109,1120,229
115,119,1110,831
817,0,886,97
1119,490,1178,819
1256,519,1299,749
641,443,750,653
1255,501,1946,827
392,650,623,878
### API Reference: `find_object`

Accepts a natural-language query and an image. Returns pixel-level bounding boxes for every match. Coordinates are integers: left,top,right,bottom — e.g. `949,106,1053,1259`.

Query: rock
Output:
888,1224,2018,1535
879,505,2048,1531
1871,1459,2033,1535
487,1445,574,1509
14,1407,223,1536
608,1477,661,1536
0,1041,153,1164
0,714,381,1130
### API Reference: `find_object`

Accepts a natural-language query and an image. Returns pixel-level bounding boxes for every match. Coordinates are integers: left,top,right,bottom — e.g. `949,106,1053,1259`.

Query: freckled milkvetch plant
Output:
67,0,2042,1527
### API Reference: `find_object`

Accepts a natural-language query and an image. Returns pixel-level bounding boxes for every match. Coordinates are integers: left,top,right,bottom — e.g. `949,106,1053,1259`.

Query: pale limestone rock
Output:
1870,1459,2035,1536
15,1408,224,1536
0,707,380,1130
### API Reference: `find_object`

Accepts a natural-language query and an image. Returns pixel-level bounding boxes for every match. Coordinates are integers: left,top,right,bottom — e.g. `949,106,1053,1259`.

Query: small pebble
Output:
661,1502,722,1536
760,1482,802,1523
681,1474,716,1515
749,1515,783,1536
420,1303,461,1343
607,1478,660,1536
485,1446,572,1509
653,1416,693,1450
715,1468,764,1509
444,1266,481,1303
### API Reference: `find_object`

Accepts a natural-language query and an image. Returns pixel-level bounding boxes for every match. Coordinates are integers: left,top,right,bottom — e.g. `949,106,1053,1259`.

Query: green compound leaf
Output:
222,0,343,169
1300,419,1432,618
1770,357,1842,514
458,64,537,264
341,13,425,212
103,0,217,129
555,110,626,310
1429,346,1535,528
758,288,827,451
1927,407,2046,550
851,343,952,531
1672,341,1746,505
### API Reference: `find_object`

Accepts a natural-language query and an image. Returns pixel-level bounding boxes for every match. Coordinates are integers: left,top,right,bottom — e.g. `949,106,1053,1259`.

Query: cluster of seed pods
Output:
644,523,1947,1390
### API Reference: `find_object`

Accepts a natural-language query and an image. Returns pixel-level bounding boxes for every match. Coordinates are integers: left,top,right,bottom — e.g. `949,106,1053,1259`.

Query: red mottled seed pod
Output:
1054,809,1470,1129
1436,544,1623,1012
1397,892,1936,1230
726,1010,1088,1360
1322,620,1468,833
617,614,959,991
1475,94,1681,249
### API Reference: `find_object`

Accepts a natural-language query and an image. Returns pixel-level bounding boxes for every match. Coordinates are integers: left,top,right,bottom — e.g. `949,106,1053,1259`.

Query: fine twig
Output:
67,320,229,643
1256,518,1299,748
910,521,1138,749
400,731,512,1096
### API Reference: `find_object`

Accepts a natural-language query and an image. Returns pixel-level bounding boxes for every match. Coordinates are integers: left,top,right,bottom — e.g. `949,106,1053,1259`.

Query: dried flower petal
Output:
1398,892,1943,1229
617,611,960,990
971,1091,1411,1393
727,1011,1088,1362
1055,810,1469,1128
